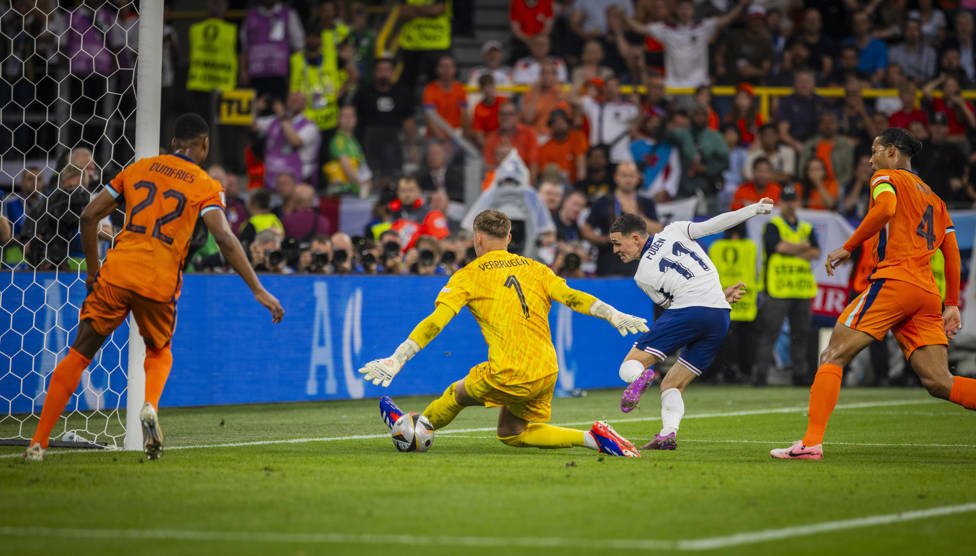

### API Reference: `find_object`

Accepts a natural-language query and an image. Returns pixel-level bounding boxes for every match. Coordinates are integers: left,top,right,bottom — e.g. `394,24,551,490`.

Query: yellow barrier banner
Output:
218,89,255,126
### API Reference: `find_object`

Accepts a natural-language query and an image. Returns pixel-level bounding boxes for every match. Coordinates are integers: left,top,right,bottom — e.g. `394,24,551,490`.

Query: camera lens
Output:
465,246,477,260
267,250,284,267
383,241,400,257
440,250,456,265
361,252,376,266
419,249,435,265
312,252,329,268
333,249,348,264
564,252,581,271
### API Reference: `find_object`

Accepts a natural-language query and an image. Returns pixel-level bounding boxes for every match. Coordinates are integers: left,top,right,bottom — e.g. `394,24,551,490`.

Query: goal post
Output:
124,0,163,452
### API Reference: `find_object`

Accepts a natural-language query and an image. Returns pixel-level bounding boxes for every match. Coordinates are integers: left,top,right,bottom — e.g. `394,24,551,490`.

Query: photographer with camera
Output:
330,232,358,274
249,228,292,274
406,236,445,276
297,234,333,274
552,241,588,278
377,229,404,274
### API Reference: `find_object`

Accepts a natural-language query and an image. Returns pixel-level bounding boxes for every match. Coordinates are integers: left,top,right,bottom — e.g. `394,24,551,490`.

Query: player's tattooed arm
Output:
407,304,457,348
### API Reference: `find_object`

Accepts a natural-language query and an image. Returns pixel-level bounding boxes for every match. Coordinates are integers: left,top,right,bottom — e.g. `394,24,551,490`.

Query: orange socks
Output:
949,376,976,410
802,363,843,447
144,346,173,410
30,348,91,449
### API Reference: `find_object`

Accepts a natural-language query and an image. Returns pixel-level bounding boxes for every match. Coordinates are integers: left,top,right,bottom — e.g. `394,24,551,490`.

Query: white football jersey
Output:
634,222,731,310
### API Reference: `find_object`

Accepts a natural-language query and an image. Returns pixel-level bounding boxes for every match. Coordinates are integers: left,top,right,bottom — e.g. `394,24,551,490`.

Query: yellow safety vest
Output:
289,52,338,130
931,249,946,302
709,239,758,322
187,18,238,92
241,213,284,235
765,216,818,299
399,0,451,51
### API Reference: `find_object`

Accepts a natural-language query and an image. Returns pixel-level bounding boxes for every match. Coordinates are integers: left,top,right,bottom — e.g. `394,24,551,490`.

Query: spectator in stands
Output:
67,146,97,188
28,164,88,269
422,55,469,143
249,227,290,274
239,188,284,248
578,75,639,164
417,141,463,201
240,0,304,102
717,5,774,86
911,0,946,48
571,39,615,89
283,184,331,241
297,234,333,274
799,111,854,191
796,157,838,211
484,102,539,178
472,74,506,146
939,47,974,88
889,81,928,130
407,235,446,276
776,70,830,152
732,157,781,210
671,104,729,198
841,154,874,219
721,124,749,210
916,112,973,208
271,172,298,219
888,19,937,84
324,105,371,197
207,165,248,234
513,34,569,85
942,10,974,83
397,0,450,94
753,184,819,386
289,25,346,169
555,189,586,242
353,58,417,179
876,64,907,116
538,109,588,183
582,161,660,276
771,39,811,87
538,180,564,222
724,84,763,145
618,0,747,89
745,123,797,185
467,41,514,100
329,232,356,274
629,108,681,202
924,75,976,152
552,240,589,278
3,167,43,237
797,7,836,83
844,10,888,84
640,73,670,115
509,0,555,63
837,78,879,149
348,2,376,79
575,145,614,199
254,92,320,189
694,86,720,131
521,60,570,138
389,175,450,250
0,214,9,246
826,44,866,88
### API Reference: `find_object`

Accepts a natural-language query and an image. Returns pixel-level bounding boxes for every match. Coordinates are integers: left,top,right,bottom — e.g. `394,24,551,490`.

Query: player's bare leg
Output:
619,348,660,413
25,320,107,461
495,407,639,457
772,323,875,460
643,362,698,450
909,344,976,409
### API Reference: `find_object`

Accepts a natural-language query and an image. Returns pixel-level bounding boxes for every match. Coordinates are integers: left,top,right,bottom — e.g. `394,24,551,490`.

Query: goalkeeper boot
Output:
589,421,641,457
770,440,823,460
641,432,677,451
620,368,657,413
140,402,164,461
379,396,404,431
22,442,44,462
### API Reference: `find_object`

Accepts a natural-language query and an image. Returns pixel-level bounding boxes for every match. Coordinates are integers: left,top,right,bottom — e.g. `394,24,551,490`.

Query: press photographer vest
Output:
289,52,338,130
187,18,238,92
709,238,758,322
399,0,451,51
764,216,817,299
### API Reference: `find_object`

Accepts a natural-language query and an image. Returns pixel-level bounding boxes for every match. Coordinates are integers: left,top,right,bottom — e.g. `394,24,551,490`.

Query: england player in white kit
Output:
608,198,773,450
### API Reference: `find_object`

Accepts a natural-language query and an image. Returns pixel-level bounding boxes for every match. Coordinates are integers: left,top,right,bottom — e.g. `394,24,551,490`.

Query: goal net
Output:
0,1,157,448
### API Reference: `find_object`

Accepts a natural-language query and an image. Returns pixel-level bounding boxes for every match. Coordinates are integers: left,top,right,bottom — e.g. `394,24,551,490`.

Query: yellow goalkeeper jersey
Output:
435,250,563,386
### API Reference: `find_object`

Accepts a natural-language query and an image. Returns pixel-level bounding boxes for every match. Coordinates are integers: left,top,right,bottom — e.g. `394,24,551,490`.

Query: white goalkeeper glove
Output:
590,300,649,336
358,339,420,387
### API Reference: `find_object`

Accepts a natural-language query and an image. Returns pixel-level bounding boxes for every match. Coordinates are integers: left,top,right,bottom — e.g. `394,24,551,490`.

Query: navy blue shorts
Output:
633,306,731,376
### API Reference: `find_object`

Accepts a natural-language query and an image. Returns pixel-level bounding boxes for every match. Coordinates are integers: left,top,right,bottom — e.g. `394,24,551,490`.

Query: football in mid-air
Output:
391,413,435,452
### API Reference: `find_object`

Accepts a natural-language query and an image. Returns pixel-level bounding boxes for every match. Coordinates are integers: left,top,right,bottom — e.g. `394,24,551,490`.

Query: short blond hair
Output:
473,210,511,238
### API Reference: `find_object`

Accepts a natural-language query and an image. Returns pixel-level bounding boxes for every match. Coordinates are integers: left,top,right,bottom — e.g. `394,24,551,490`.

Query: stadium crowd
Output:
1,0,974,385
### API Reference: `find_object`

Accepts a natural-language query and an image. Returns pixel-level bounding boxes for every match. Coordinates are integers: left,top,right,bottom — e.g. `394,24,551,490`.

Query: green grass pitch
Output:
2,386,975,555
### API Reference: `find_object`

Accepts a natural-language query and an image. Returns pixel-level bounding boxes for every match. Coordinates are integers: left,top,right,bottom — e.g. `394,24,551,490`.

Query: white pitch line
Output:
680,439,976,449
1,502,974,551
0,398,940,459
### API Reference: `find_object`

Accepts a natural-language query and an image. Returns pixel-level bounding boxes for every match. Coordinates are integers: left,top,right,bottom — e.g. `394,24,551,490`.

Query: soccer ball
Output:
391,413,435,452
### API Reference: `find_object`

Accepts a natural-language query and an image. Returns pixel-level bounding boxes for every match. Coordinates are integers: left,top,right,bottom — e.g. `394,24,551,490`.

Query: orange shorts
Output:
838,278,946,358
79,280,176,350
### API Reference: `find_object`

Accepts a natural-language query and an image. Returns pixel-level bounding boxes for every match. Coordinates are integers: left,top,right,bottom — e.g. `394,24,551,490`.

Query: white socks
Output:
583,431,599,450
659,388,684,436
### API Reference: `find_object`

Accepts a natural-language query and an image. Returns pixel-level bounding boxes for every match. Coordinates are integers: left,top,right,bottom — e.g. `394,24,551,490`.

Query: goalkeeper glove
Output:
358,339,420,387
590,300,649,336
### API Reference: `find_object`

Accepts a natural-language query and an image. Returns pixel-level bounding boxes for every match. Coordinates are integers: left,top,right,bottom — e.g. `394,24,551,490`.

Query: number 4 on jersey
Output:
916,204,936,250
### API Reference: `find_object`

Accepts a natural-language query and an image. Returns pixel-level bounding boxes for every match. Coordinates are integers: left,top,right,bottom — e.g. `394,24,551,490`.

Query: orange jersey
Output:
865,169,953,294
100,154,225,302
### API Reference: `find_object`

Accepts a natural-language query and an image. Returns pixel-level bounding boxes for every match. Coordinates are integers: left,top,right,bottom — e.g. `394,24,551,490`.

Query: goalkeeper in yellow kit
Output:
358,210,648,457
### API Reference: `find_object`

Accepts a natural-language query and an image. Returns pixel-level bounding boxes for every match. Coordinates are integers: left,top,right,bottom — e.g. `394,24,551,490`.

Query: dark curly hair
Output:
877,127,922,158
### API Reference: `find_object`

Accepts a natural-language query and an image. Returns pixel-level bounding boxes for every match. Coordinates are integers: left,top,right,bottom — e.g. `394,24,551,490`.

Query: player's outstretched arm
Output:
828,188,898,276
359,304,457,387
549,281,649,336
686,198,774,239
941,229,962,339
80,189,121,290
202,209,284,324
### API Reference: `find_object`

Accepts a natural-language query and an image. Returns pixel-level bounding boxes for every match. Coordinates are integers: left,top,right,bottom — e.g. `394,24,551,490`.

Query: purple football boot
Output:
620,367,657,413
642,432,677,451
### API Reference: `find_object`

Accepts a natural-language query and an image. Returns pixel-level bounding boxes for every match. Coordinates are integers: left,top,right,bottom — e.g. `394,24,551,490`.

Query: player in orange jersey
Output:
24,114,284,462
772,127,976,460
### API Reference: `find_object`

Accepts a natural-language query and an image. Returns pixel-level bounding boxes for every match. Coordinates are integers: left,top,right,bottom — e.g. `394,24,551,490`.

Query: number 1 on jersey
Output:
505,275,530,319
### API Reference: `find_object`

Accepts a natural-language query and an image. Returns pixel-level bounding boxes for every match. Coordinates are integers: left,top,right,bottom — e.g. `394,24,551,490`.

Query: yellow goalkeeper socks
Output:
422,383,465,429
498,423,586,449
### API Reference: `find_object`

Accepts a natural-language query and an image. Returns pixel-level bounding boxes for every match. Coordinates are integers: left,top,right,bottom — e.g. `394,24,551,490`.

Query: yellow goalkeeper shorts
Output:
463,362,558,423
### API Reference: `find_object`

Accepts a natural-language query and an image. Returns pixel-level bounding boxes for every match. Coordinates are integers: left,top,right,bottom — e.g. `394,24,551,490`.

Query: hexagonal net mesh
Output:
0,1,144,448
